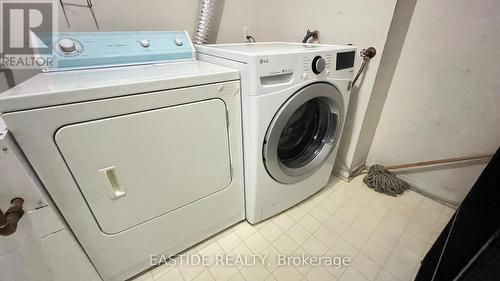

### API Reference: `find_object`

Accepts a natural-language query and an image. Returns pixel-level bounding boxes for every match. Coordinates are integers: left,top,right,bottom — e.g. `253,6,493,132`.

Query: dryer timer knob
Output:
312,56,326,74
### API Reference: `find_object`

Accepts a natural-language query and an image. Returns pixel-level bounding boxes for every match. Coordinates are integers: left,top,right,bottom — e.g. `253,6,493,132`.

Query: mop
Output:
361,154,493,197
363,165,410,196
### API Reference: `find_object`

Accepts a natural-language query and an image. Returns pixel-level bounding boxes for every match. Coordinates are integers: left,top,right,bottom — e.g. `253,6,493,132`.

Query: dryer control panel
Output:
43,31,195,71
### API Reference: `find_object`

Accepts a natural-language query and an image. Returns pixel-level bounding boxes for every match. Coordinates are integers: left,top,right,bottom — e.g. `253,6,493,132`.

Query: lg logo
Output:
1,1,55,55
259,58,269,64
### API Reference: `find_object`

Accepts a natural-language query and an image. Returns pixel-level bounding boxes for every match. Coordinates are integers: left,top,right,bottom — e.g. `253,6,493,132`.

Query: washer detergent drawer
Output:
55,99,231,234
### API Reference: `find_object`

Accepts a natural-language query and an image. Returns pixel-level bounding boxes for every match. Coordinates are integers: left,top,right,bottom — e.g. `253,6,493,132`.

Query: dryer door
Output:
263,82,344,184
55,98,232,234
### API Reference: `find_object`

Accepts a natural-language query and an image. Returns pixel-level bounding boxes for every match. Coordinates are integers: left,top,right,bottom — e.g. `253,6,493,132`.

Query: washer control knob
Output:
174,38,183,46
312,55,326,74
58,38,77,54
140,39,150,48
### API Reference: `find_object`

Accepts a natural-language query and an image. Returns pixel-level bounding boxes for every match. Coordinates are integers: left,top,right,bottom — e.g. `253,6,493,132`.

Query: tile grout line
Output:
255,179,350,279
372,192,426,281
140,176,451,281
336,183,387,281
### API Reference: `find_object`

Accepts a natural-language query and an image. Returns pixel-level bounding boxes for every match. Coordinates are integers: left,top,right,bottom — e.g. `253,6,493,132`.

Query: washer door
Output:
263,82,344,184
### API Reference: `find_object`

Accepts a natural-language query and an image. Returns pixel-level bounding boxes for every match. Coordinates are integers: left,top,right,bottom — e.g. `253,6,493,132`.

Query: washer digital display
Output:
336,51,355,70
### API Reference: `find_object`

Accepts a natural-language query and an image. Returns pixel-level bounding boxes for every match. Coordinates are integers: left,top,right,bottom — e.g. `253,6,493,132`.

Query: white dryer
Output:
0,32,244,281
197,43,356,224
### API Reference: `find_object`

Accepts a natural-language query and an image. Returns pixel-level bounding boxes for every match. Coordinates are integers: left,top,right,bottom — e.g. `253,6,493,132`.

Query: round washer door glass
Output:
263,83,344,184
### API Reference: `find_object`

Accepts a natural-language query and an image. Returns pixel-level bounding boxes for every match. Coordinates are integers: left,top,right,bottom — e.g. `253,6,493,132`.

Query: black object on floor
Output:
415,146,500,281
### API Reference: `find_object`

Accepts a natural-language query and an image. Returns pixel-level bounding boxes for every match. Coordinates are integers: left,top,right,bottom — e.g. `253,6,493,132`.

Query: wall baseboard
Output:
397,174,460,207
333,161,460,207
350,161,367,179
332,167,350,181
332,161,366,182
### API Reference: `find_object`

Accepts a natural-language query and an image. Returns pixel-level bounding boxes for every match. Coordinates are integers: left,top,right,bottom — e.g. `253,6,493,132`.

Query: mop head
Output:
363,165,410,196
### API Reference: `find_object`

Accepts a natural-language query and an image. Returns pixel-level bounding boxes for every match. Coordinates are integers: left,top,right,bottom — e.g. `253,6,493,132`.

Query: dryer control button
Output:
140,39,150,48
58,38,78,54
174,38,183,46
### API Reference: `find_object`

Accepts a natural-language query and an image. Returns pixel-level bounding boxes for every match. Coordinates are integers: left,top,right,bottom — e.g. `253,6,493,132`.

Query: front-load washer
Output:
0,31,244,281
197,42,356,223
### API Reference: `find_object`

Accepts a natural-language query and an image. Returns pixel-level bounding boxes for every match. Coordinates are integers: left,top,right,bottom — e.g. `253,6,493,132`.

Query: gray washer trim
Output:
263,82,344,184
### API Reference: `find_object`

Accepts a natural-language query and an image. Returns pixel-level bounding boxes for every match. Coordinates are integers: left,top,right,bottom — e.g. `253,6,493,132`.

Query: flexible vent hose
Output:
193,0,216,45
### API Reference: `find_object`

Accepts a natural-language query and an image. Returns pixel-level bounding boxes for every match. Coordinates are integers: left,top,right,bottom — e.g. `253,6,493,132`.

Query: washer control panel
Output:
301,53,334,78
249,45,356,95
46,31,195,71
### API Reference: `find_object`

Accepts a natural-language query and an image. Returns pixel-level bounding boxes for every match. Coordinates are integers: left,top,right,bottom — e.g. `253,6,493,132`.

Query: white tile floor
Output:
133,175,455,281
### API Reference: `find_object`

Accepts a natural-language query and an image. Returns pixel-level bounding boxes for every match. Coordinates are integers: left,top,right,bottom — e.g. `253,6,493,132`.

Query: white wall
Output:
350,0,417,174
216,0,261,43
367,0,500,203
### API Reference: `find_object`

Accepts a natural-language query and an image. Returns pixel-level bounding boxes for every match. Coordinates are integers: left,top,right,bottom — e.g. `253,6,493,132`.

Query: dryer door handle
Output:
99,166,126,200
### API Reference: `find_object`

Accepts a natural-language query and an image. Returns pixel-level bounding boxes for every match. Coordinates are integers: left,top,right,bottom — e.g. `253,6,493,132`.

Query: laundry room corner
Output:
366,0,500,204
1,1,499,281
